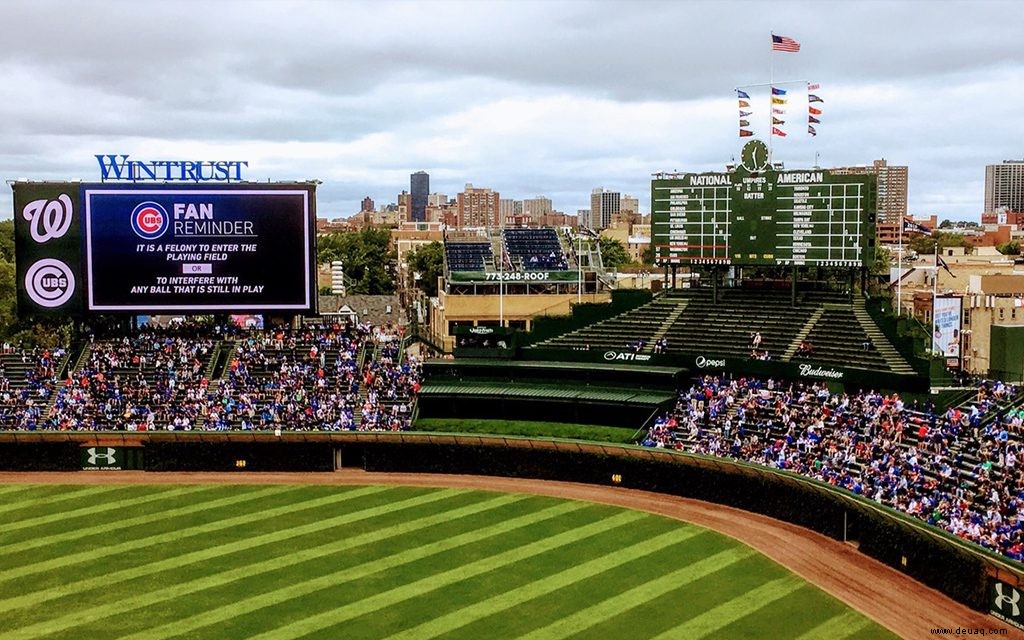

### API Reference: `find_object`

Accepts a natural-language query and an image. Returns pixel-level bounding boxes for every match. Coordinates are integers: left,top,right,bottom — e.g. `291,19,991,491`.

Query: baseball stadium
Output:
2,149,1024,640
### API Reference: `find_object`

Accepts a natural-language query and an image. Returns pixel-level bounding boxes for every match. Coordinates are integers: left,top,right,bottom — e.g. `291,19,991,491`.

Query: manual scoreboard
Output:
651,140,876,267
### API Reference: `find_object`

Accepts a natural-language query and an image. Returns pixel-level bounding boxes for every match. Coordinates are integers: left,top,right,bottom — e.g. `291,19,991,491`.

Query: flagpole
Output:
897,215,903,317
932,242,939,356
499,215,504,327
768,31,774,165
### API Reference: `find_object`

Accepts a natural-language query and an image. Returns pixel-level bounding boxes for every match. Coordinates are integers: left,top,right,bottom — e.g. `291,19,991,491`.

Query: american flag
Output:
772,34,801,52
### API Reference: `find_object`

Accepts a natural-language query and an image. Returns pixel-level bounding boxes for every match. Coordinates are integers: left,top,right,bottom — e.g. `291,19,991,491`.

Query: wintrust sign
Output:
96,155,248,182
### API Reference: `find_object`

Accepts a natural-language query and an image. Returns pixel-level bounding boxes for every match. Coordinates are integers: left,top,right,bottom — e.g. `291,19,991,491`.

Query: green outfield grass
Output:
0,484,896,640
411,418,639,443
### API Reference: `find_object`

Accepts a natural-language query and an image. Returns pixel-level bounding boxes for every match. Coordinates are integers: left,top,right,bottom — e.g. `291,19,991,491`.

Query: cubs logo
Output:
131,201,169,240
24,258,76,308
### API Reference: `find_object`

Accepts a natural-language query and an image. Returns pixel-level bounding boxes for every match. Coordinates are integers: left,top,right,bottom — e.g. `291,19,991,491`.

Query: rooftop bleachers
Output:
445,241,492,272
502,228,567,271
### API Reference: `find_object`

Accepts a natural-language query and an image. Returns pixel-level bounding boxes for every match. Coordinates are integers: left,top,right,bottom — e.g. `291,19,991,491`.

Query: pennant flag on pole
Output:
807,125,817,137
773,107,786,114
738,100,750,108
737,89,750,99
739,110,752,117
809,106,822,115
772,117,785,125
739,119,750,127
772,96,787,105
904,218,933,236
808,115,821,124
771,34,801,52
772,87,787,96
740,129,754,137
808,94,824,103
808,83,820,91
937,254,956,277
772,127,787,137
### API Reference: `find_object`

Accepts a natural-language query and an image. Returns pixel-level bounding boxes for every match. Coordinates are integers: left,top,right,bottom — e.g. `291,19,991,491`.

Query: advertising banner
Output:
447,270,579,283
932,296,962,357
989,579,1024,630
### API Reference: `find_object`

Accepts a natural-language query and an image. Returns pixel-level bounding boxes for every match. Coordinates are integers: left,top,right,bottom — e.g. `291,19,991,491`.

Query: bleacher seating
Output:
502,228,567,270
445,242,492,272
645,375,1024,561
798,309,889,370
530,288,915,373
532,297,685,352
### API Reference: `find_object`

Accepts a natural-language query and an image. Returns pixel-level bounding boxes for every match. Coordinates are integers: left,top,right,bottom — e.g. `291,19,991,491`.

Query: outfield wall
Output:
1,431,1021,621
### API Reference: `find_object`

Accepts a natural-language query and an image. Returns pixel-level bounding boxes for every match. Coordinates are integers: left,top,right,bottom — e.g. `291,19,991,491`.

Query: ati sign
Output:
603,351,652,362
990,579,1024,630
80,447,129,470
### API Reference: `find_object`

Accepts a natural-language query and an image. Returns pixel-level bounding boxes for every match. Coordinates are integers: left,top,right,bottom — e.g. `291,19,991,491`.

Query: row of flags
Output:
737,34,825,139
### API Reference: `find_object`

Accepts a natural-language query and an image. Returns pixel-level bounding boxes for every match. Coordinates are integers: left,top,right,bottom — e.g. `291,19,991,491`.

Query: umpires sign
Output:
989,578,1024,630
13,182,84,315
80,446,143,471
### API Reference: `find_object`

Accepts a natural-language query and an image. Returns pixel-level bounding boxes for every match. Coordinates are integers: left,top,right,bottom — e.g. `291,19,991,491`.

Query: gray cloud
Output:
2,0,1023,220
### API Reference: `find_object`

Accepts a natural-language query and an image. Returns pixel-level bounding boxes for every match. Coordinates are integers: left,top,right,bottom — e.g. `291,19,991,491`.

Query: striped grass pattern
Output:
0,484,895,640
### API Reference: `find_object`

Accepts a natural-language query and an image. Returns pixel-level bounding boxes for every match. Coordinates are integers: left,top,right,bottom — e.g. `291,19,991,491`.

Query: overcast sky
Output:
2,0,1022,221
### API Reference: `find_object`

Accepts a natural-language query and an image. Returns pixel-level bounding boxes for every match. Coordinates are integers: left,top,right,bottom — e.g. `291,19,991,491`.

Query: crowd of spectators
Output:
643,375,1024,561
0,320,422,433
47,330,214,431
0,346,68,429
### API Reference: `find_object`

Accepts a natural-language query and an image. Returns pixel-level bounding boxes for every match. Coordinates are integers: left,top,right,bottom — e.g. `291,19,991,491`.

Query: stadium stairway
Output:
852,301,917,375
643,300,689,353
780,308,824,361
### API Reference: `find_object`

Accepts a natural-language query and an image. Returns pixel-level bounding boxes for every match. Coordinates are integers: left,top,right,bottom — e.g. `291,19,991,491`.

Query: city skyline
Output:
1,1,1022,222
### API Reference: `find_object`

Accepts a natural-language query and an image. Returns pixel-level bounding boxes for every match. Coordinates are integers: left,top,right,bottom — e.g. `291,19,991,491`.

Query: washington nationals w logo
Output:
22,195,74,243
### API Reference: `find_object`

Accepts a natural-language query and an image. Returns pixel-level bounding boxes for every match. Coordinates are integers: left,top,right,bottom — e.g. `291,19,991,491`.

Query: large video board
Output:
651,141,876,267
13,182,317,315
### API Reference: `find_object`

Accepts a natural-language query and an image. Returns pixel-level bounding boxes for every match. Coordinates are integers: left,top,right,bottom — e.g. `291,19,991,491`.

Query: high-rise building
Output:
620,195,639,215
984,160,1024,214
410,171,429,222
360,196,375,213
830,159,907,225
427,193,449,207
590,188,621,230
577,209,592,229
499,198,523,219
457,184,500,228
523,196,552,222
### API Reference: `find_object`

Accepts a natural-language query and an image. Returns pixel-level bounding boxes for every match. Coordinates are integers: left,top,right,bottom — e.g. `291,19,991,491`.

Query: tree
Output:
997,241,1021,256
908,231,969,256
406,242,444,297
871,246,893,275
640,243,656,266
316,228,397,295
598,237,630,270
939,219,953,229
